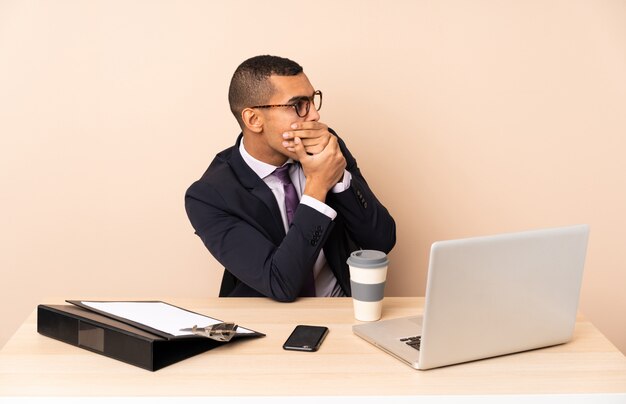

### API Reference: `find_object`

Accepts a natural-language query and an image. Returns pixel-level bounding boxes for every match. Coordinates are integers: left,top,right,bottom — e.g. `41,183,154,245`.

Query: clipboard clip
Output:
180,323,238,342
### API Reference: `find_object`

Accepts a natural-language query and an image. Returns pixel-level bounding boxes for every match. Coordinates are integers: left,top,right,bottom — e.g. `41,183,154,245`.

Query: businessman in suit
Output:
185,55,396,301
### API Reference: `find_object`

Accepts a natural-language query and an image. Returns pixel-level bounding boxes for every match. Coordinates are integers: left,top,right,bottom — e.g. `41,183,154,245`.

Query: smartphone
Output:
282,325,329,352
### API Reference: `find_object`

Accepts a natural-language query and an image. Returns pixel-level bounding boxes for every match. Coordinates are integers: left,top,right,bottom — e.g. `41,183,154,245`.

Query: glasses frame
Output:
250,90,322,118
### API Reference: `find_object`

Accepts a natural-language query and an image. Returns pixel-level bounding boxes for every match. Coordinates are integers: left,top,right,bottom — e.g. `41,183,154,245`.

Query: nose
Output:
306,104,320,121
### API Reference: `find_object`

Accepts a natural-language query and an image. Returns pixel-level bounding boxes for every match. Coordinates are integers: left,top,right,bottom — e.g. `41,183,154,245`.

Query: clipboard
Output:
37,300,265,371
66,300,264,340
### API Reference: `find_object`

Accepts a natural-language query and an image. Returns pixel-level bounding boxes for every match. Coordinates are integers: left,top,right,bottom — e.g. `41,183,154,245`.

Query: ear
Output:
241,108,263,134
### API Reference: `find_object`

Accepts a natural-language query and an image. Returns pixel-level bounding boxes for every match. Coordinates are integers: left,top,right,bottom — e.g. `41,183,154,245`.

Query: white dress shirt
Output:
239,140,352,297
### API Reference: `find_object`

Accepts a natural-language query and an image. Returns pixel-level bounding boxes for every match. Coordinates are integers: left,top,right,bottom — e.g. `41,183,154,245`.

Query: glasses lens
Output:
313,91,322,112
295,99,310,117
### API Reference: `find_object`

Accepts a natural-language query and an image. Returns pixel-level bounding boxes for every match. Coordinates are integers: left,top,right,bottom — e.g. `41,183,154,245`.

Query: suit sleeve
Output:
185,181,333,302
326,130,397,253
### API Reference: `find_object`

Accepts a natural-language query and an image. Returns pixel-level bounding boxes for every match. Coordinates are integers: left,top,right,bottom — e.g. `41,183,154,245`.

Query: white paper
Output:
80,301,254,337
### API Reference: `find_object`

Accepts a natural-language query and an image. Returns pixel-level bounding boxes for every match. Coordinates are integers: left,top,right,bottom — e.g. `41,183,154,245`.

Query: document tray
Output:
37,304,257,371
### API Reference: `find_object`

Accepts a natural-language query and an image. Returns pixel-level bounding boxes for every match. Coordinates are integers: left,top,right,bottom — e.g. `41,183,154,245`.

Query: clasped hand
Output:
282,122,346,202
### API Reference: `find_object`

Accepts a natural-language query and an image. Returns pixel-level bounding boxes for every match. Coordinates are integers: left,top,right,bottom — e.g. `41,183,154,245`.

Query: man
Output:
185,55,395,301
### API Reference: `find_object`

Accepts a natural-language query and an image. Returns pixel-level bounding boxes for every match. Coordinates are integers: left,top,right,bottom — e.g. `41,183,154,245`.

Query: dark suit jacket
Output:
185,130,396,301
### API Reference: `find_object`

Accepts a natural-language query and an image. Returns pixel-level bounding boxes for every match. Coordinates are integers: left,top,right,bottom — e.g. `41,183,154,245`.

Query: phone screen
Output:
282,325,329,352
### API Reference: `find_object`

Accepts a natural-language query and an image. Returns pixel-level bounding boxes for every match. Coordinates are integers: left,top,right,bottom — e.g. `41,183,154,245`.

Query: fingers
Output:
282,122,331,154
283,136,322,148
291,137,309,162
319,133,339,153
282,121,329,140
282,131,321,141
283,137,329,153
298,134,347,199
289,121,328,130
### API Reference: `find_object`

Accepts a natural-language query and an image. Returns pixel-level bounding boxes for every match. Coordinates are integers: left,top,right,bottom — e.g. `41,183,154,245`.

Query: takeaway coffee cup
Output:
347,250,389,321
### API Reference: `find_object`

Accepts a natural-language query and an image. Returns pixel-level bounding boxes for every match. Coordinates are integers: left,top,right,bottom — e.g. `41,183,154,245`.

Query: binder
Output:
37,302,264,371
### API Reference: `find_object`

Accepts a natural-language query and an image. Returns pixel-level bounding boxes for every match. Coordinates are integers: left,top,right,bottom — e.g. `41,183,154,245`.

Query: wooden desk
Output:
1,297,625,397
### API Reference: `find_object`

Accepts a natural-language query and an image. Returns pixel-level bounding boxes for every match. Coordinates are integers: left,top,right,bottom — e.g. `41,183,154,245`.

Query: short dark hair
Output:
228,55,303,128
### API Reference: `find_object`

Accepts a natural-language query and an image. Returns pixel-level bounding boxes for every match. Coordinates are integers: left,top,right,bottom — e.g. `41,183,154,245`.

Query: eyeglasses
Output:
251,90,322,118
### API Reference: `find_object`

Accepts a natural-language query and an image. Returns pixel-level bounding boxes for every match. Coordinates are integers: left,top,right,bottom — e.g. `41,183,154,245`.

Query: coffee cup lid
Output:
346,250,389,268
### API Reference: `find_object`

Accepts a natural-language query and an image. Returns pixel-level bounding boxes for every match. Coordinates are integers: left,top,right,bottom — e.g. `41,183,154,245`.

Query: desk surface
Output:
1,297,625,397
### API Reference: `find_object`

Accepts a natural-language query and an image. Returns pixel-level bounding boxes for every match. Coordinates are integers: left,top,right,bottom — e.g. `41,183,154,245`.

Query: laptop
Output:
353,224,589,370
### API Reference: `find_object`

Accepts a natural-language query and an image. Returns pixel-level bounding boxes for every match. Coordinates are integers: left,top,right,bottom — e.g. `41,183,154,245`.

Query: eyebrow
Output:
286,91,316,104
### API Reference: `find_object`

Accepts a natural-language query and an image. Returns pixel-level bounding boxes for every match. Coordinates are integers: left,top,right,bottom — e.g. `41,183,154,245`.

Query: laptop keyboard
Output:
400,336,422,351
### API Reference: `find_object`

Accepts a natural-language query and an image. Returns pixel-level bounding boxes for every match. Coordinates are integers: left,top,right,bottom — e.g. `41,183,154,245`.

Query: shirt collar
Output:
239,138,294,180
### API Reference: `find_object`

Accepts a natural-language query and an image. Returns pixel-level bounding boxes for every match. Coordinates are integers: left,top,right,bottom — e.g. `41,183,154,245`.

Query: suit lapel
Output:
228,134,286,239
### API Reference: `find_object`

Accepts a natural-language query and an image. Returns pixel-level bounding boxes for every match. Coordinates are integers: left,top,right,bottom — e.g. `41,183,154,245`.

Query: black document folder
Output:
37,302,264,371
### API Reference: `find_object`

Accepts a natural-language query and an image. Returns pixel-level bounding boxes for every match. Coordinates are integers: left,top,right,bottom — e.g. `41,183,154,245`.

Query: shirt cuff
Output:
331,170,352,193
300,195,337,220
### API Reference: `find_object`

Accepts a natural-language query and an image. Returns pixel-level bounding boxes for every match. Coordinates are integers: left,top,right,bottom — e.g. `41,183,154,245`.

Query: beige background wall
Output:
1,0,625,354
